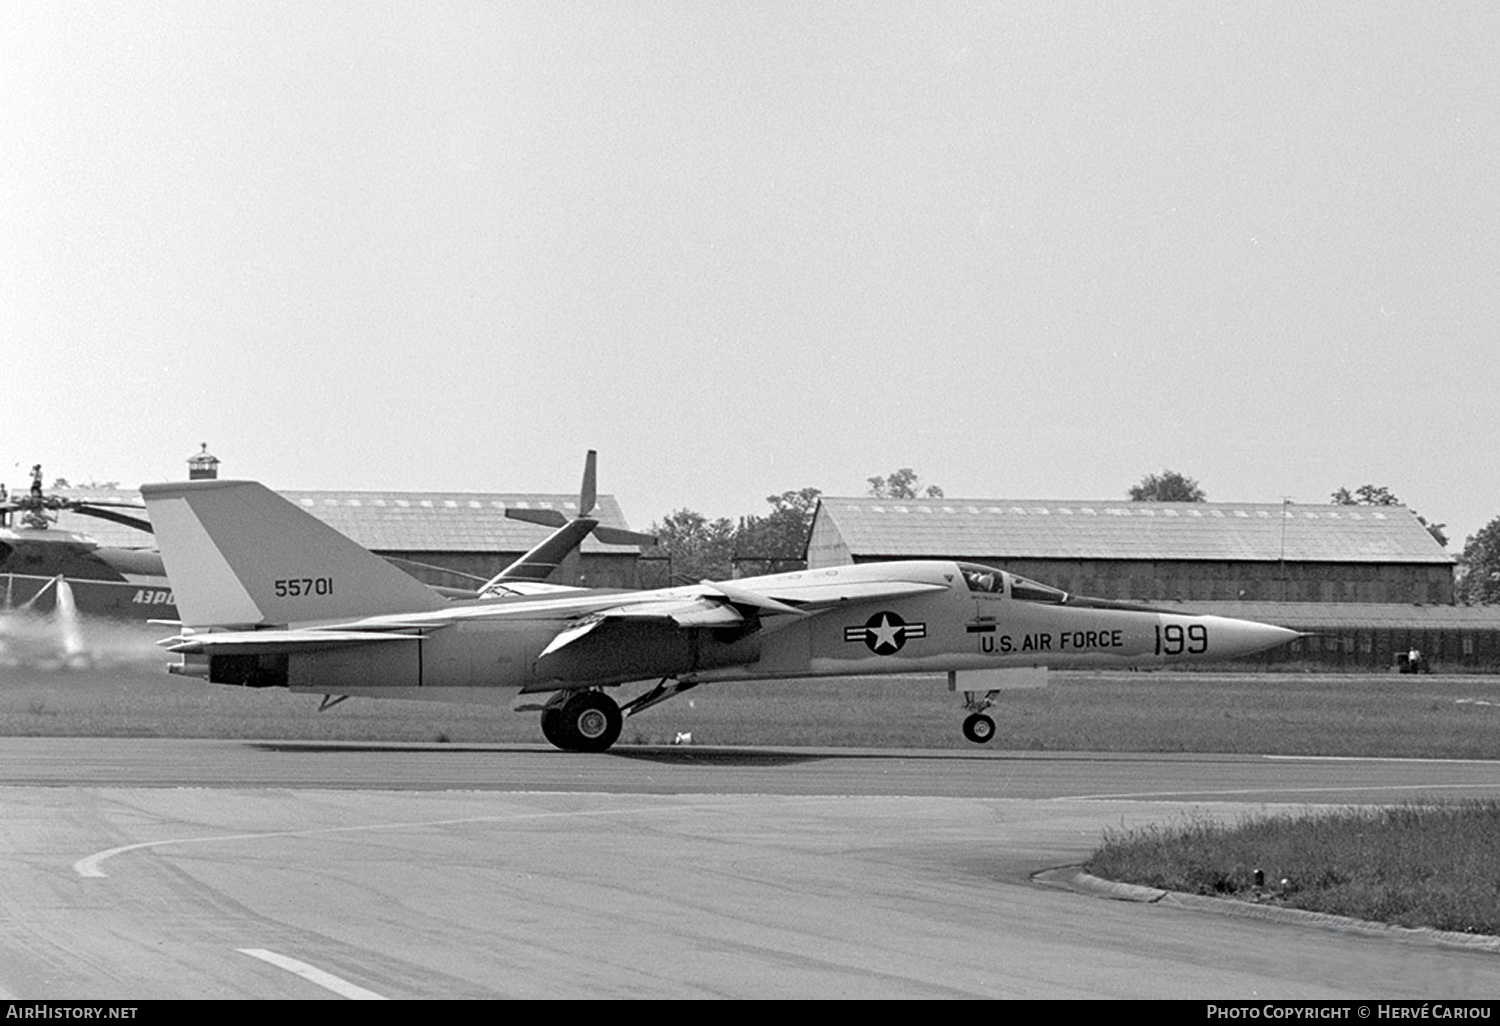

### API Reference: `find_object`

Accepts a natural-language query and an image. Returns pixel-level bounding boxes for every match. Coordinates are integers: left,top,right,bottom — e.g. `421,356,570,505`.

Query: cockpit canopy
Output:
957,562,1068,604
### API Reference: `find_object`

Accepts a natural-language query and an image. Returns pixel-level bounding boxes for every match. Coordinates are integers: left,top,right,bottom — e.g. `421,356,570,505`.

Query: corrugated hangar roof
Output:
278,490,642,553
815,498,1453,564
34,488,646,554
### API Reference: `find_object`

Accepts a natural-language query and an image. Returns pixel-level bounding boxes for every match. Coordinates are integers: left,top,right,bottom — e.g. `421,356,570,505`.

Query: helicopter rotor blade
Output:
67,505,154,534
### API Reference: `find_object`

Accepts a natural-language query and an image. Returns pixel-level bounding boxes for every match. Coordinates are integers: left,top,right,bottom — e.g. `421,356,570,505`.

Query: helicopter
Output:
1,469,172,621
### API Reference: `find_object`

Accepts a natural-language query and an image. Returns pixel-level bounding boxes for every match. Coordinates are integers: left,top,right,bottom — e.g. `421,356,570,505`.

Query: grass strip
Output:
1086,800,1500,935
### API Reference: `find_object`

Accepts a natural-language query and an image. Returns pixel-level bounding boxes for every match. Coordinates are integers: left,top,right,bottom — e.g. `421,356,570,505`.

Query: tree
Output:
1128,470,1205,502
647,508,737,583
736,487,822,572
868,468,943,500
1331,484,1448,548
1330,484,1397,506
1456,516,1500,604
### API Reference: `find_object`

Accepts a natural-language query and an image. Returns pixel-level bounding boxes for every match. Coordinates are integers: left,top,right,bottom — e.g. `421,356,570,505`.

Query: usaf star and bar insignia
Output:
844,611,927,655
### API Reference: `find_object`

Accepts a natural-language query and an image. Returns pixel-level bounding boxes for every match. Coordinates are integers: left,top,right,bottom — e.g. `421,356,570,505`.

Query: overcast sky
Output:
4,2,1496,547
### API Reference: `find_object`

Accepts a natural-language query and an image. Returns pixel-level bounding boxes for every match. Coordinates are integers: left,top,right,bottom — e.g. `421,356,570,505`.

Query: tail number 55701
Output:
274,577,334,597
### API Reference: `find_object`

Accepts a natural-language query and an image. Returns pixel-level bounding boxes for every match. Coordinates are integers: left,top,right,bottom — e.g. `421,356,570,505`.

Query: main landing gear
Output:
539,689,622,753
960,688,1001,745
536,678,701,753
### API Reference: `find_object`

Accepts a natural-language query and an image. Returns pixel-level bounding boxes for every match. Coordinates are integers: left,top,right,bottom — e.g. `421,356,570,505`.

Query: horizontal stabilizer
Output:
164,629,423,655
312,617,452,632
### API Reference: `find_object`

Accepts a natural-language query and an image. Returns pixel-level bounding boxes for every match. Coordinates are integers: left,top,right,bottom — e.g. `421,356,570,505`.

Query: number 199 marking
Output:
1155,623,1208,656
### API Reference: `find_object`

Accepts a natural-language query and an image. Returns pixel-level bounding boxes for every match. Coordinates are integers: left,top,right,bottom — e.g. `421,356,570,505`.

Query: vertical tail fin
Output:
141,480,448,628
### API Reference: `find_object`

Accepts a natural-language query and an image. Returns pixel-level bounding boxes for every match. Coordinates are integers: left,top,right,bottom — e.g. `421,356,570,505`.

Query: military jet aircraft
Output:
142,478,1298,752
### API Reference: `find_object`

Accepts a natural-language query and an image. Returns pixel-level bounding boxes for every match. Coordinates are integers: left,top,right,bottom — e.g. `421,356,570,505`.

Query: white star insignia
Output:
868,614,903,651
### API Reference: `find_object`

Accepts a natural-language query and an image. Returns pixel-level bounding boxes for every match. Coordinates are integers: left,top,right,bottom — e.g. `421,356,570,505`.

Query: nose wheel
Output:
962,712,996,744
959,687,1001,745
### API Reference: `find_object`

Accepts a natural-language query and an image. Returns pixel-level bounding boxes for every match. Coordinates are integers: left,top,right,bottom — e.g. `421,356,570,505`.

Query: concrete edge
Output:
1033,866,1500,954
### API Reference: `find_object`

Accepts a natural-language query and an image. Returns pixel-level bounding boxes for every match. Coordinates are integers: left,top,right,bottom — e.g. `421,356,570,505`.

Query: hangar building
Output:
44,487,652,590
807,498,1453,603
274,490,649,588
806,497,1498,670
16,445,653,590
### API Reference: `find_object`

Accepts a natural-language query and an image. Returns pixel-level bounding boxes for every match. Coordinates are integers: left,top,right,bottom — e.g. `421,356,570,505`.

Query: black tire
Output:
552,691,622,753
539,701,565,748
962,713,996,745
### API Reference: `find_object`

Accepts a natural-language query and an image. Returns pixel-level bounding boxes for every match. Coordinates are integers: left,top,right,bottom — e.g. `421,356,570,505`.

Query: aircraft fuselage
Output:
185,560,1294,699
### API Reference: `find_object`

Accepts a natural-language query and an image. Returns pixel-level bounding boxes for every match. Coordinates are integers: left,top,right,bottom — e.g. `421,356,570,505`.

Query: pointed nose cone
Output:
1195,615,1300,658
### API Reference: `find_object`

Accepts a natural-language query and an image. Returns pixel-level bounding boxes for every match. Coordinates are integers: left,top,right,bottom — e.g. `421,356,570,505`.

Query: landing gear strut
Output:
540,689,623,753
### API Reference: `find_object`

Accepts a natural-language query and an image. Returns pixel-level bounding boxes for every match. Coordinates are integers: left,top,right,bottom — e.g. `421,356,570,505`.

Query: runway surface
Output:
0,738,1497,999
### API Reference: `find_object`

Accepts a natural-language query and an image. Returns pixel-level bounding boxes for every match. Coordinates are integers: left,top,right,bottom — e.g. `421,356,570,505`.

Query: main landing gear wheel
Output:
539,700,565,748
542,690,623,753
962,713,996,745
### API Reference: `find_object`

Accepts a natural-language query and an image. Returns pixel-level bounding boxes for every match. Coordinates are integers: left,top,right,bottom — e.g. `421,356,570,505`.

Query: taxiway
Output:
0,738,1496,999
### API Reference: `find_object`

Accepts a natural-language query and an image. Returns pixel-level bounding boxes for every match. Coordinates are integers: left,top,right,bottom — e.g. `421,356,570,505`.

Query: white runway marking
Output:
238,948,386,1000
72,796,818,877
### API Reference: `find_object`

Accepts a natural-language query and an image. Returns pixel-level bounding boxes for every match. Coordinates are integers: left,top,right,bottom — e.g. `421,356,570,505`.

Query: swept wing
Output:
535,576,947,656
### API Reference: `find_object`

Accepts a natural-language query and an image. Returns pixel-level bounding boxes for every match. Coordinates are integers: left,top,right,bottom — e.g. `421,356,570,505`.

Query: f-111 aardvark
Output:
142,479,1298,752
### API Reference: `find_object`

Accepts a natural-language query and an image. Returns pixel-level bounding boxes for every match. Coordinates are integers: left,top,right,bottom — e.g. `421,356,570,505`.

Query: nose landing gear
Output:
949,668,1047,746
962,712,996,744
960,688,1001,745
